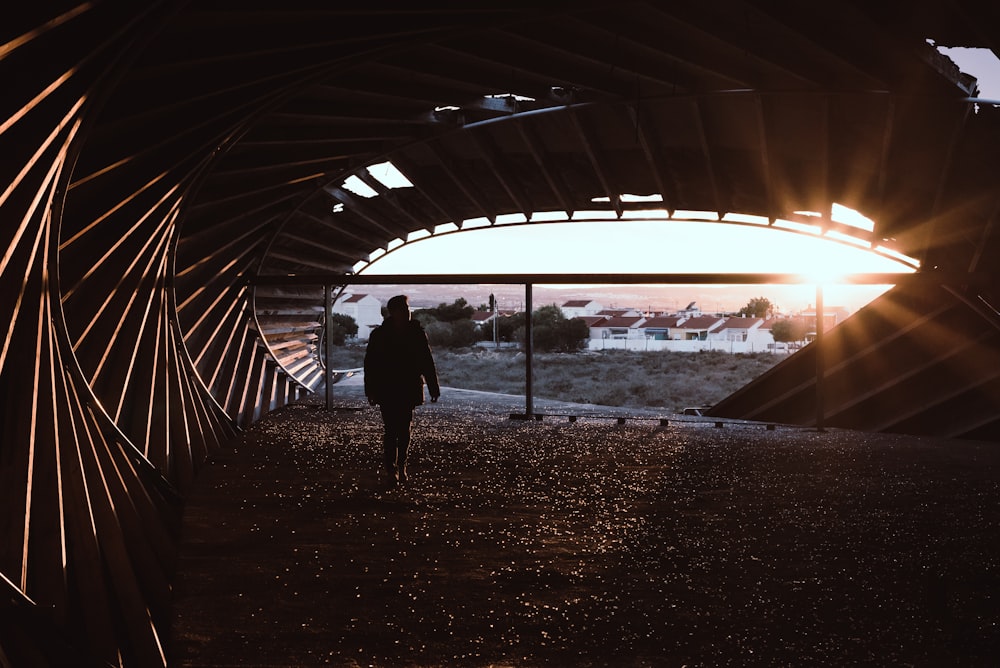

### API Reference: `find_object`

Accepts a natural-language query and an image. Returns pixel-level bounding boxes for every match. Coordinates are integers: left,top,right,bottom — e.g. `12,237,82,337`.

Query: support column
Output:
261,360,277,417
525,283,534,418
325,284,334,411
815,283,825,431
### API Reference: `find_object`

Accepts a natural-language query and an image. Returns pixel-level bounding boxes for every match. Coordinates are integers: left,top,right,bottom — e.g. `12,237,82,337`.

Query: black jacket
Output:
364,318,440,407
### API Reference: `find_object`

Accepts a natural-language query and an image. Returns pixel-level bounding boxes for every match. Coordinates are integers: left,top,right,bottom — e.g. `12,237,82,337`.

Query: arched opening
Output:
9,5,1000,667
358,207,916,314
277,203,919,421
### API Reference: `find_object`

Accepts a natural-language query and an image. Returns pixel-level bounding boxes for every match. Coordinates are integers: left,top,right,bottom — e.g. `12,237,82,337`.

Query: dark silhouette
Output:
364,295,440,485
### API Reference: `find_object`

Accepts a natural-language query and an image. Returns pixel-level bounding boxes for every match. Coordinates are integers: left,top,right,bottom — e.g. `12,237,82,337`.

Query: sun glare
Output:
364,217,911,274
358,209,915,312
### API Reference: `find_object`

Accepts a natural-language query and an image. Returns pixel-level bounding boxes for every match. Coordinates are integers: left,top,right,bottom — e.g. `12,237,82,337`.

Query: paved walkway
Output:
168,384,1000,667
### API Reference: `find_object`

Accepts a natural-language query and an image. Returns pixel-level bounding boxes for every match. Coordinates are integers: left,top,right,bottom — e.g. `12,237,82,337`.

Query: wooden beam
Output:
425,141,497,224
691,97,724,216
569,107,622,217
250,271,966,287
627,104,675,212
516,121,575,217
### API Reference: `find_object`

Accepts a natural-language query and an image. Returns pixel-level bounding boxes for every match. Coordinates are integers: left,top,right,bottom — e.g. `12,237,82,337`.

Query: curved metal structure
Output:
3,1,1000,664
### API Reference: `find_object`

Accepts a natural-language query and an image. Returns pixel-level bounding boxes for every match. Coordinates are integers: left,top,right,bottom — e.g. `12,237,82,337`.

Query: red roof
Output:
578,315,609,326
717,317,763,330
595,316,643,328
675,316,723,330
562,299,594,307
343,293,368,303
639,316,682,328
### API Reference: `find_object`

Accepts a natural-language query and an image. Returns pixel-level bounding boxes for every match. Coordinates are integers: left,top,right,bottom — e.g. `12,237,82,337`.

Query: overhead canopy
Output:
4,2,1000,664
46,1,1000,411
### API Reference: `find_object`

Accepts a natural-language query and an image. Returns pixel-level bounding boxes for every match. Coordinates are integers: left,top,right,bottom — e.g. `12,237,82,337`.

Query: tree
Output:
412,310,434,329
425,319,479,348
555,317,591,352
496,312,525,342
738,296,773,318
326,313,358,345
771,318,808,343
417,297,474,323
523,304,589,352
532,303,565,327
528,304,564,352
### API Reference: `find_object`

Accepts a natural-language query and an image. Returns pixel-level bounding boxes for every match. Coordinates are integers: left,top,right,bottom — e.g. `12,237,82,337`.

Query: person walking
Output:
364,295,440,485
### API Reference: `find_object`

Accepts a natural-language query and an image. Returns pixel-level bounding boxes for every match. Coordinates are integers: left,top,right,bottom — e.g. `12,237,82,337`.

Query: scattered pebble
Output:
170,385,1000,666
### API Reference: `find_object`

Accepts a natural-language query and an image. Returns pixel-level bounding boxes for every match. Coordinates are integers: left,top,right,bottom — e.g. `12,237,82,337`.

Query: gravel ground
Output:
169,382,1000,667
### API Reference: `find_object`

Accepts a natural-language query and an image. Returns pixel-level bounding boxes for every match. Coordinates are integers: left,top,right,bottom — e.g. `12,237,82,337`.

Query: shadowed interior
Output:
3,2,1000,664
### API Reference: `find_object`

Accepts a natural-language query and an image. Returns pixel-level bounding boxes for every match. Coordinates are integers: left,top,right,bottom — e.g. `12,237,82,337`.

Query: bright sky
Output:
366,217,909,275
939,46,1000,100
363,215,913,313
355,47,1000,314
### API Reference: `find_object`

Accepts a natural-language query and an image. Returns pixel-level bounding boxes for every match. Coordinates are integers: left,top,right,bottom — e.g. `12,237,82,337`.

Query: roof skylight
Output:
485,93,536,103
342,175,377,199
935,46,1000,99
832,203,874,232
621,193,663,202
367,161,413,189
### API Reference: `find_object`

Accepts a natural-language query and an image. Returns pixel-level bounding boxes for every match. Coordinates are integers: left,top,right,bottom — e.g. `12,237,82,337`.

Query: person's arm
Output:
363,331,380,405
419,331,440,402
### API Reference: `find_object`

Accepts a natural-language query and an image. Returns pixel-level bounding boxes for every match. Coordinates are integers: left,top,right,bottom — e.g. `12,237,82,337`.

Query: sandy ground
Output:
168,382,1000,667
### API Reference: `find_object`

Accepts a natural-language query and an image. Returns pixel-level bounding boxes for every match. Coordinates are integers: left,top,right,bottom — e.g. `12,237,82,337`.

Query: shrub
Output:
319,346,781,413
326,313,359,345
424,320,480,348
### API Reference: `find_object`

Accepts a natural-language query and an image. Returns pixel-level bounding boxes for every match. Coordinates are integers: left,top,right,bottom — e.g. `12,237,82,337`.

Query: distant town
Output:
347,281,889,315
334,288,851,354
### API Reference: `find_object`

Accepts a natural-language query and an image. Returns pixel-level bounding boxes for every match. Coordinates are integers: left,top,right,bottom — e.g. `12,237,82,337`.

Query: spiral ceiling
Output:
3,1,1000,664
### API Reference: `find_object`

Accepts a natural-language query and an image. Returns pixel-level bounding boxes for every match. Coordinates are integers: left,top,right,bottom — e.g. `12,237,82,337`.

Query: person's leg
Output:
380,405,401,482
380,404,413,482
395,408,413,482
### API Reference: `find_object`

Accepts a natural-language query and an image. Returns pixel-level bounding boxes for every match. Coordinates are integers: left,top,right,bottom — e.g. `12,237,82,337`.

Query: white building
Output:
676,301,703,318
637,315,684,340
669,315,725,341
332,293,382,340
591,315,647,340
561,299,603,318
708,316,764,343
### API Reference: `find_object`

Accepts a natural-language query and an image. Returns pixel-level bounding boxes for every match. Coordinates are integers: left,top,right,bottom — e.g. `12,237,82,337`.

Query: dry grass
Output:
329,346,782,412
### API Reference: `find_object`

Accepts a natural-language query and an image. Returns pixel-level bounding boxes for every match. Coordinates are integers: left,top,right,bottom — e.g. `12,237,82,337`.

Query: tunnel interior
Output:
4,2,1000,664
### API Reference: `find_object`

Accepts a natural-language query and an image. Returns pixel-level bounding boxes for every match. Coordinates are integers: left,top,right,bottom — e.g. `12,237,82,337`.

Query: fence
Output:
586,338,789,354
